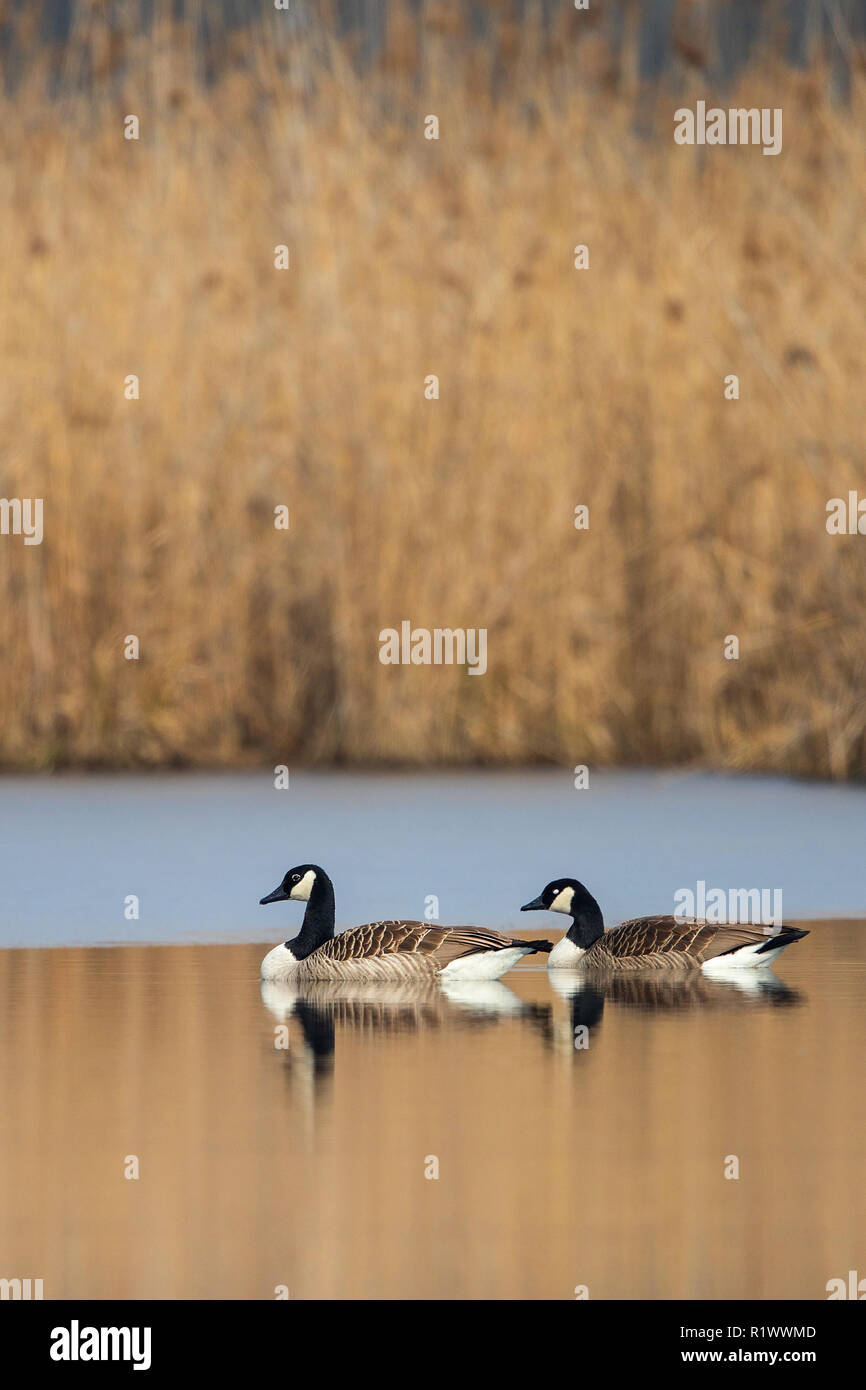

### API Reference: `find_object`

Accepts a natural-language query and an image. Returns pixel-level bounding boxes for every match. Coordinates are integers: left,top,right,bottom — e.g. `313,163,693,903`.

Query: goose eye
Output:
291,874,300,882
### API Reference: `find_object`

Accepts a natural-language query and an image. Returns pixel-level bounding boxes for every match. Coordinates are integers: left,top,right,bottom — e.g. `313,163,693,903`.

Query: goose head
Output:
520,878,584,916
260,864,322,905
521,877,605,950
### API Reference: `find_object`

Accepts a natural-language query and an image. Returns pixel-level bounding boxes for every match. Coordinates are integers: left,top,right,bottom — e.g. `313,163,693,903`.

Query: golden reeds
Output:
0,9,864,774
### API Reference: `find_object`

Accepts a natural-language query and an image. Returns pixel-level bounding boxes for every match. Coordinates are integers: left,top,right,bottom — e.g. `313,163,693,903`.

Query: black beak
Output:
260,885,289,905
520,895,547,912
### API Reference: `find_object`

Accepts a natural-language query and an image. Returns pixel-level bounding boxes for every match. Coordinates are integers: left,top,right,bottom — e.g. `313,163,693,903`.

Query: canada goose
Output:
520,878,808,971
260,864,553,983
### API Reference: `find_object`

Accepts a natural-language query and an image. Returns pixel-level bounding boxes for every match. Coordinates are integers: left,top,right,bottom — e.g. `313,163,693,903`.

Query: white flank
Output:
439,946,529,981
702,940,786,973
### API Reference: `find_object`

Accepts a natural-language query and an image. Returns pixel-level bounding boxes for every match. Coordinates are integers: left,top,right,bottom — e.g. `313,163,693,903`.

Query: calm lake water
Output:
1,771,864,1298
1,769,865,947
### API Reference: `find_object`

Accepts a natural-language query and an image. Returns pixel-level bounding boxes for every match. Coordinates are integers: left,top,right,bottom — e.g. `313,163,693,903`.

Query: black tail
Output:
515,938,554,955
756,927,809,954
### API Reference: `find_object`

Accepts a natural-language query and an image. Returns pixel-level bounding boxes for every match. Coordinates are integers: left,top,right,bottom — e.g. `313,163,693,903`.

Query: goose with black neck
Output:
520,877,808,972
260,864,553,983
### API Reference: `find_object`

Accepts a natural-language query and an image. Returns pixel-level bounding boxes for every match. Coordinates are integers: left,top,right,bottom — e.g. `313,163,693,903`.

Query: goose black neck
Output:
565,885,605,949
290,872,335,960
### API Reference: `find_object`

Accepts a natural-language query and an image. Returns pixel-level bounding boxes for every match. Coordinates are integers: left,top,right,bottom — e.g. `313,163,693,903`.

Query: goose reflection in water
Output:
541,965,804,1054
260,965,805,1091
260,976,552,1088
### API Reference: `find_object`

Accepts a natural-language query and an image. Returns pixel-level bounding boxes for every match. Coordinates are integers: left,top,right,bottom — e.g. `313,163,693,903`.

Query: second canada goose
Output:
260,864,553,983
520,877,808,971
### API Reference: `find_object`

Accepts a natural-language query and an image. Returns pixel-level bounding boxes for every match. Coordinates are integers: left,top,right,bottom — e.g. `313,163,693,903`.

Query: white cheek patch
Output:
289,869,317,901
549,886,575,915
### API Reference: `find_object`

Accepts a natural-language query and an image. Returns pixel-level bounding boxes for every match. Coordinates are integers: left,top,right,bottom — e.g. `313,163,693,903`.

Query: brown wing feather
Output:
600,916,783,965
317,921,428,962
320,921,527,968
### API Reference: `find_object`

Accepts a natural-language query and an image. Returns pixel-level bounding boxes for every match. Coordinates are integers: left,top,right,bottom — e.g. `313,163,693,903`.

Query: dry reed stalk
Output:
0,12,863,775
